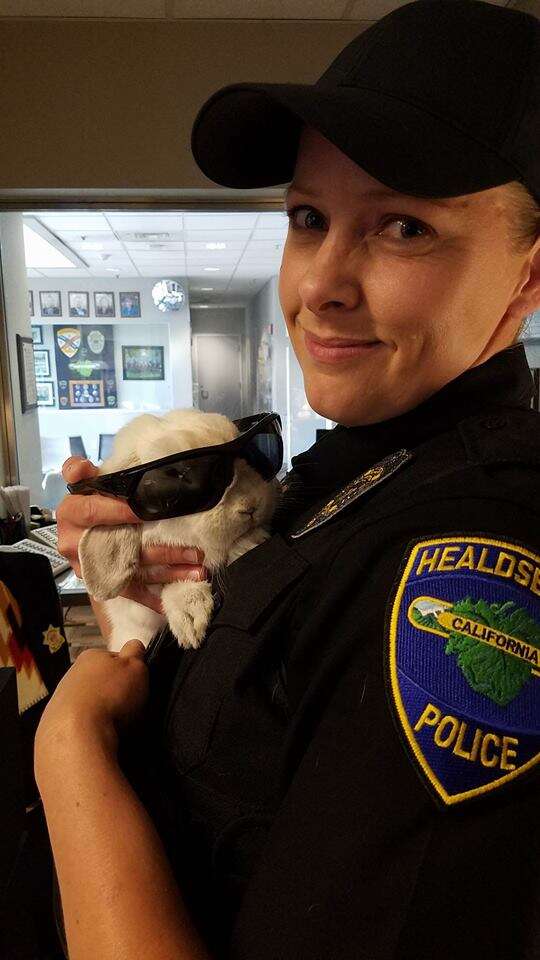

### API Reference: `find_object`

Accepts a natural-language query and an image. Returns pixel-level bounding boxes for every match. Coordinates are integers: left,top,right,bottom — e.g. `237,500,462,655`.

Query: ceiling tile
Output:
186,240,246,252
183,213,258,231
124,241,185,251
106,213,184,233
128,251,185,261
184,229,253,241
252,228,288,240
136,266,187,277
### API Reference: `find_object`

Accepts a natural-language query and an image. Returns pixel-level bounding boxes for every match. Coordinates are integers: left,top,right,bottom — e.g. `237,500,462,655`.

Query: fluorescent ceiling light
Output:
23,217,88,270
204,267,220,272
205,242,226,250
23,225,77,269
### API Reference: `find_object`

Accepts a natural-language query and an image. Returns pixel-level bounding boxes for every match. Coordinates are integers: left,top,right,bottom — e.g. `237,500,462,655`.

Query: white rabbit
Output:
77,409,280,652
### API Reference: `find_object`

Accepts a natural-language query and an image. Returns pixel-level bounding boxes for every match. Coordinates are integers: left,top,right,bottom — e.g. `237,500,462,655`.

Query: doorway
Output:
192,333,242,420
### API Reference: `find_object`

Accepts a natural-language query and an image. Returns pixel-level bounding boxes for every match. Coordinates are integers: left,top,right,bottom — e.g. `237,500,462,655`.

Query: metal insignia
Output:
387,535,540,806
289,448,413,539
42,624,66,653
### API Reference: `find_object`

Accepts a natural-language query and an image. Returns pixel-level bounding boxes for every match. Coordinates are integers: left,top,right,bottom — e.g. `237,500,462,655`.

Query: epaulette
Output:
458,407,540,466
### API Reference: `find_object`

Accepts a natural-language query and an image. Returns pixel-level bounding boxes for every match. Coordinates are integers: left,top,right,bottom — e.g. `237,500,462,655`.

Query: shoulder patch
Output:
386,535,540,806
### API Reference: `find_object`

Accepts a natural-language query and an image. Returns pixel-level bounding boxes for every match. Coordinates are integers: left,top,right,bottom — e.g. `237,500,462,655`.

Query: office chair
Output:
69,435,87,459
98,433,114,462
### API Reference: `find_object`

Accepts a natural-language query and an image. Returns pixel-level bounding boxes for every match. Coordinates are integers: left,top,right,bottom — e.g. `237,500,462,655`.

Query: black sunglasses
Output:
66,412,283,521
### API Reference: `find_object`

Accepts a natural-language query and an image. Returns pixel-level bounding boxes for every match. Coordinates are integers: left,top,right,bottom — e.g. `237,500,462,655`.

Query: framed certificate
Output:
16,334,38,412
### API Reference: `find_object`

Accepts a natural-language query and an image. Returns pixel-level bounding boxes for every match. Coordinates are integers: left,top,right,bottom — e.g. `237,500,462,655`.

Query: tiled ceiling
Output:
0,0,524,19
24,210,289,304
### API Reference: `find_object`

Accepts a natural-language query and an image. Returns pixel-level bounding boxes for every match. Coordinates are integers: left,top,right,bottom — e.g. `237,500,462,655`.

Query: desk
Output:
55,569,105,660
55,567,89,606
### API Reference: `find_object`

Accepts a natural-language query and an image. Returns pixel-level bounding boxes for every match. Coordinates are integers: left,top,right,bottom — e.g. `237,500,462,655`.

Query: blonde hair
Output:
502,181,540,341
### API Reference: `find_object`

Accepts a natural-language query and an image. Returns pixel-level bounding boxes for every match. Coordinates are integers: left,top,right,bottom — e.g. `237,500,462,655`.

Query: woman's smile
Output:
302,326,383,363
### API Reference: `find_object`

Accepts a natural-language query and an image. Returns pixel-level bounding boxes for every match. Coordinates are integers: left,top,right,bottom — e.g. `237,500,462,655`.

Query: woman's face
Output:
279,125,540,426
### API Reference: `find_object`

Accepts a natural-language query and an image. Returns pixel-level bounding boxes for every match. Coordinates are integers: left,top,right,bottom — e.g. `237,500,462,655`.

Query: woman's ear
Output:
78,524,142,600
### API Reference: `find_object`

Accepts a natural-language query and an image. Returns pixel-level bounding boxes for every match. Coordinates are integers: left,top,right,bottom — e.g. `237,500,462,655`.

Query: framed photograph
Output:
120,291,141,318
16,334,38,412
33,348,50,379
68,379,105,408
31,324,43,345
122,345,164,380
36,380,55,407
40,290,62,317
68,291,90,317
94,291,115,317
28,290,34,317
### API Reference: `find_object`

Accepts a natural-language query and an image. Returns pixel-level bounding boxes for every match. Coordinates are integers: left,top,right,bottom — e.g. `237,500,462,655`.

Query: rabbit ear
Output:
78,524,142,600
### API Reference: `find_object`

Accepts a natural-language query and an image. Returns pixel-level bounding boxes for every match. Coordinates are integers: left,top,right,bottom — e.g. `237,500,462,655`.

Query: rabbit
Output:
77,409,280,652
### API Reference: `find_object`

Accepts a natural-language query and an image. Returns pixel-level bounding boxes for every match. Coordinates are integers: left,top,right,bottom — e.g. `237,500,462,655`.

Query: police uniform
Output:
124,342,540,960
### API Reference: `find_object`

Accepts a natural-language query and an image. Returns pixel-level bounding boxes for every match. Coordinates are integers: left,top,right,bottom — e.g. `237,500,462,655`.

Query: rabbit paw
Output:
160,580,215,650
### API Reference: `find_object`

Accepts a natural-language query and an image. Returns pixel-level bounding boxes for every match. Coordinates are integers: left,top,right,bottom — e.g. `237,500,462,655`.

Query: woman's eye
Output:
285,205,326,231
285,205,431,242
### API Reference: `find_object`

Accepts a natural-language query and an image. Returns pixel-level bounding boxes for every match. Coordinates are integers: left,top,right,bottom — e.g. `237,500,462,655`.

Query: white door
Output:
192,334,242,420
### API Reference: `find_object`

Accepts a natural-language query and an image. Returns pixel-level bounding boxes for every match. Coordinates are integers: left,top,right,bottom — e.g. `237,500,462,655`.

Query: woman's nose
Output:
298,243,362,315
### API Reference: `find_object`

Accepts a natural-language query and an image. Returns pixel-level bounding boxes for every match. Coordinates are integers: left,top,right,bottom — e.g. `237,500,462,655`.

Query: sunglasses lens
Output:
131,454,232,519
242,426,283,480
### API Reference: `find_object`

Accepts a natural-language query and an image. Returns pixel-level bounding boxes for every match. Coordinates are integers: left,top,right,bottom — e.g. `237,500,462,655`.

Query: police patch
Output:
387,535,540,806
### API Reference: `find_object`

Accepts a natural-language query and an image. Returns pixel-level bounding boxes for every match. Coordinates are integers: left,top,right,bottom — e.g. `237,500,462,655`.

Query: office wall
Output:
0,213,43,502
0,18,361,193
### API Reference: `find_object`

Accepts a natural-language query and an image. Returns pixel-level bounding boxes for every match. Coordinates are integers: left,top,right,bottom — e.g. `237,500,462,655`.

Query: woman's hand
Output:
57,456,208,614
34,639,148,772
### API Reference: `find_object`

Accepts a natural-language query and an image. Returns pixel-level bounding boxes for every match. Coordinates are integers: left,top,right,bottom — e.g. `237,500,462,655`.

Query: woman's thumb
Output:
62,456,100,482
118,639,146,659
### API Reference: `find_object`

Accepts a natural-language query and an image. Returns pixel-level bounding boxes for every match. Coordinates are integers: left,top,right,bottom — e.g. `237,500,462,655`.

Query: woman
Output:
35,2,540,958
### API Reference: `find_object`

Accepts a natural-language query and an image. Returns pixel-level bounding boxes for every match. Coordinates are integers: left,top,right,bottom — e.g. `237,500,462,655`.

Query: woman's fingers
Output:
56,457,142,576
57,493,142,528
141,564,208,583
118,581,164,615
140,543,205,565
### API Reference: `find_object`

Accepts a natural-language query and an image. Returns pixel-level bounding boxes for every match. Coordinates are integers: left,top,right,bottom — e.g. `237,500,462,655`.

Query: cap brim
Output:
191,81,518,198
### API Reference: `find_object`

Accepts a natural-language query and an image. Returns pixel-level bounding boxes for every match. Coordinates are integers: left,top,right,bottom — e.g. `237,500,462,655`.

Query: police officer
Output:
37,2,540,959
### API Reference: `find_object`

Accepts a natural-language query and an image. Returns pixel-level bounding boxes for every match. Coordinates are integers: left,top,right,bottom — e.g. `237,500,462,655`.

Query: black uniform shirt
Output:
135,342,540,960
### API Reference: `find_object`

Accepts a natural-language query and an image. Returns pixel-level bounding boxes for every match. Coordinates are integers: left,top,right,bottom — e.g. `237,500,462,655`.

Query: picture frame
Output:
94,291,115,318
122,345,164,380
68,379,105,408
119,291,141,318
31,324,43,345
33,348,50,379
36,380,55,407
68,291,90,318
16,334,38,412
40,290,62,317
28,290,34,317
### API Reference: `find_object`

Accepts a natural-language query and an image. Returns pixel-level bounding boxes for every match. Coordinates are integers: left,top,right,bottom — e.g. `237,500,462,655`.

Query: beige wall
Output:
0,213,43,501
0,17,361,193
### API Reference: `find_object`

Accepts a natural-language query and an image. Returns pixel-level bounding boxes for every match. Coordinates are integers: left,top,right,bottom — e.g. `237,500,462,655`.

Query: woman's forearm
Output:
35,721,211,960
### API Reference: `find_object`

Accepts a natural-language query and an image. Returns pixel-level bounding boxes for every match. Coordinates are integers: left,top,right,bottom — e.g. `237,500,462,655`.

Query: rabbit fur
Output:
77,409,280,652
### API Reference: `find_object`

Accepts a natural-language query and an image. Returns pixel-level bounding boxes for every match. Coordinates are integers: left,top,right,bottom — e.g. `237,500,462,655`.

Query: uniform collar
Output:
276,343,533,519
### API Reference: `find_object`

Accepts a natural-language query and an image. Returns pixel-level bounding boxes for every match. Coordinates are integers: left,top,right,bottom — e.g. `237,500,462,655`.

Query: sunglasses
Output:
66,412,283,522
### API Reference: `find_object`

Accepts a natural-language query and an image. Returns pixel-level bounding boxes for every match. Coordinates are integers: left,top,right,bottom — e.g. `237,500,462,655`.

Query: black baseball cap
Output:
191,0,540,205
